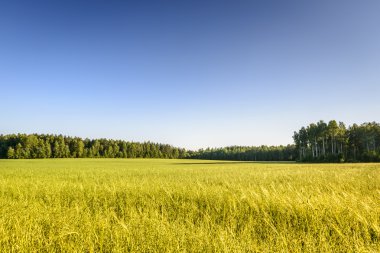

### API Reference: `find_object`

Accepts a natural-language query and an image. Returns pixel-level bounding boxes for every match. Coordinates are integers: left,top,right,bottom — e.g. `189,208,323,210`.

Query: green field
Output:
0,159,379,252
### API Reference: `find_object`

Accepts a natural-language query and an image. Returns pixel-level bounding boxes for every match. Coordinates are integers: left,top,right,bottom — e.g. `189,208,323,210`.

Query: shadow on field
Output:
174,161,296,165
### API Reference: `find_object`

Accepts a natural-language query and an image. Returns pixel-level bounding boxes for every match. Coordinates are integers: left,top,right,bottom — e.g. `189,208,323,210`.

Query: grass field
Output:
0,159,379,252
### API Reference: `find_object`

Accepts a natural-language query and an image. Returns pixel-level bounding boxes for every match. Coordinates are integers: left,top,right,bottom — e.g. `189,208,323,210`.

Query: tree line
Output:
0,133,296,161
1,120,379,162
0,134,187,159
187,145,296,161
293,120,380,162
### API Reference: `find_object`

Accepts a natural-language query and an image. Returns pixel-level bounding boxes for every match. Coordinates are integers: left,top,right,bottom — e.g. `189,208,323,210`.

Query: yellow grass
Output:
0,159,379,252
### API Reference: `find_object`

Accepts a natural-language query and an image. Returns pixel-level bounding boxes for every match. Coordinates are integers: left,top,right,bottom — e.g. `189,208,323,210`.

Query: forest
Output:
1,120,379,162
0,134,297,161
293,120,380,162
0,134,187,159
188,145,296,161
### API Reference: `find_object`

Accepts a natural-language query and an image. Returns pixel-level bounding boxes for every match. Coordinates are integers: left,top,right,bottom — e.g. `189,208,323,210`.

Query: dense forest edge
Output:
293,120,380,162
1,120,379,162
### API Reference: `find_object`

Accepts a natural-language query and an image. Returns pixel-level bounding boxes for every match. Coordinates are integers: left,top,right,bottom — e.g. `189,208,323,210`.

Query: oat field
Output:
0,159,379,252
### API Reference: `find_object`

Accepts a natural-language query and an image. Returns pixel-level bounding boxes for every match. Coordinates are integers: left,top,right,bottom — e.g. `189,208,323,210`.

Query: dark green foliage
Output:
188,145,296,161
293,121,380,162
0,134,188,159
1,120,379,162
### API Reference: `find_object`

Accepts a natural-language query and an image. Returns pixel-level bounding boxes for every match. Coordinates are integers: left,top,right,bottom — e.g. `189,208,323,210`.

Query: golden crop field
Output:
0,159,379,252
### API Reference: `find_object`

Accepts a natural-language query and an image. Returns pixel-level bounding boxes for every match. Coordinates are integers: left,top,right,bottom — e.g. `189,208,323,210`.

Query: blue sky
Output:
1,0,379,150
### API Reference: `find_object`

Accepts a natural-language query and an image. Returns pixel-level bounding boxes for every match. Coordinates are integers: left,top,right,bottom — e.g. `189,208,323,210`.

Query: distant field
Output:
0,159,379,252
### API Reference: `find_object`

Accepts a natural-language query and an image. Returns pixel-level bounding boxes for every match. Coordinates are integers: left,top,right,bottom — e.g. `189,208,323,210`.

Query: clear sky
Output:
1,0,379,150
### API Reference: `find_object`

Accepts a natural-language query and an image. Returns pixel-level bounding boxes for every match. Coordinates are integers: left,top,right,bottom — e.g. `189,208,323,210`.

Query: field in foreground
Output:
0,159,379,252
